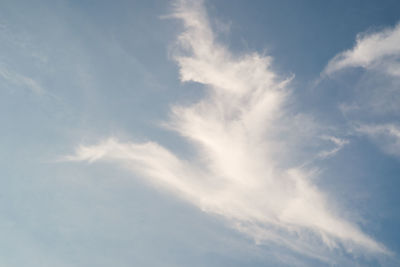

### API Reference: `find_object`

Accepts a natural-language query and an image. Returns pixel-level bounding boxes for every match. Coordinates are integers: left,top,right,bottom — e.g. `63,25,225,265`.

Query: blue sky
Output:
1,0,400,266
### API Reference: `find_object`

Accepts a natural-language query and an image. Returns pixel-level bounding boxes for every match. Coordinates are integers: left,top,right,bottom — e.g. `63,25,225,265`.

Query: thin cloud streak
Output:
318,136,349,159
66,0,387,261
0,65,44,94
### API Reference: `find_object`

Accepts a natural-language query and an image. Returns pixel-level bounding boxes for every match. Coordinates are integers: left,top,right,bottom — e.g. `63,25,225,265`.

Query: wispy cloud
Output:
323,23,400,77
0,65,44,94
318,136,349,159
66,0,387,262
357,123,400,157
323,22,400,159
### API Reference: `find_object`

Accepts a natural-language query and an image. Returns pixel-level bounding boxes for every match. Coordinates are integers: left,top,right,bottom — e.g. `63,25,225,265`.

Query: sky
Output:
1,0,400,266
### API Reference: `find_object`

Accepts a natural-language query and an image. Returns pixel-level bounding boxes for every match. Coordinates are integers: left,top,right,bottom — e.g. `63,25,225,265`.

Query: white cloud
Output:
66,0,387,261
324,23,400,76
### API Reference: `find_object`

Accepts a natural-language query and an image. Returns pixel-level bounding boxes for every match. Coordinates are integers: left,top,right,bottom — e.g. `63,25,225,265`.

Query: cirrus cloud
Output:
65,0,388,263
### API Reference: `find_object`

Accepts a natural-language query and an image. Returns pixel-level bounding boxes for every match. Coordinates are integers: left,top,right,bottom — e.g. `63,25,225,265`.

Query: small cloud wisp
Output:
324,22,400,77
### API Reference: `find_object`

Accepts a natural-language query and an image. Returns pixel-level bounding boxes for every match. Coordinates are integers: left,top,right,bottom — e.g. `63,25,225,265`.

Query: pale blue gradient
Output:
1,0,400,266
